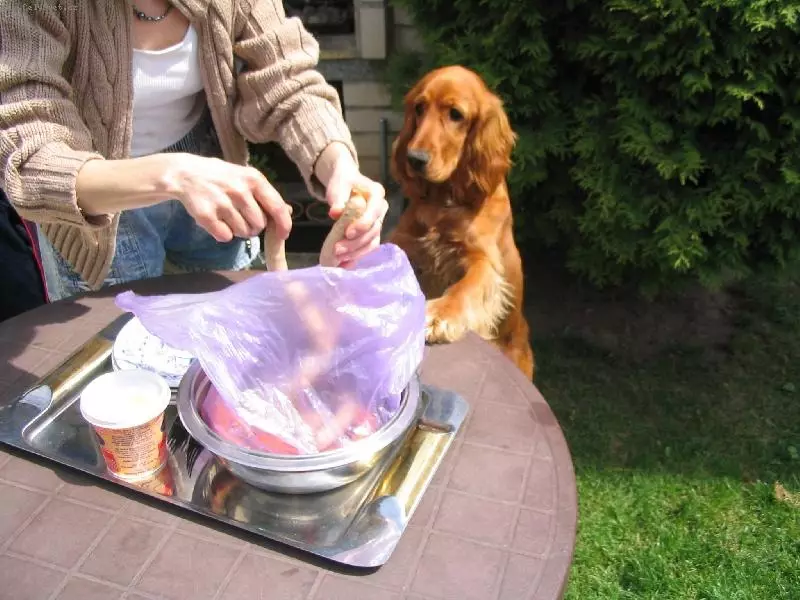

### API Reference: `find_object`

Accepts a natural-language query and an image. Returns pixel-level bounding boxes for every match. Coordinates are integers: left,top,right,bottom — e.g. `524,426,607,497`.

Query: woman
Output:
0,0,386,301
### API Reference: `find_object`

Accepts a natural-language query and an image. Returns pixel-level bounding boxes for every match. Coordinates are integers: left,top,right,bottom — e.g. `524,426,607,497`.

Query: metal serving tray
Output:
0,316,468,568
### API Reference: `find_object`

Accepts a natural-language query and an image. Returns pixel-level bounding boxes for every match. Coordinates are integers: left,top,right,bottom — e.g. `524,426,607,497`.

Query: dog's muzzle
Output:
407,149,430,173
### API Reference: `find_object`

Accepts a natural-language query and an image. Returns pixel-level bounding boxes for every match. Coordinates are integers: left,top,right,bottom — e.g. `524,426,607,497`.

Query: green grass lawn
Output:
534,267,800,599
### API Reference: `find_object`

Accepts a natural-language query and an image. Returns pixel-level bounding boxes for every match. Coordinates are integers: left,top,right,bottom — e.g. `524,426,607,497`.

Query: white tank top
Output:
130,25,206,157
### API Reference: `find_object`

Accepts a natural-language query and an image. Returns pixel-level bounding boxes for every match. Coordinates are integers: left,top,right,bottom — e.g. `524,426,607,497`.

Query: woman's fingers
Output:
173,156,289,241
345,180,386,240
335,215,383,263
228,183,267,236
193,203,235,243
217,199,252,240
247,167,292,240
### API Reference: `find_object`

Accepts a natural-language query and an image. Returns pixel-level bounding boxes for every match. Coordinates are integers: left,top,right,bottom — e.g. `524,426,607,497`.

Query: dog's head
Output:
391,65,517,203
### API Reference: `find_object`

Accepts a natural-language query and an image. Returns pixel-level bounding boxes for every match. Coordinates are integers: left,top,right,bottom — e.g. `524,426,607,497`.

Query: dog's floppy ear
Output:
390,110,414,188
464,93,517,197
390,82,425,199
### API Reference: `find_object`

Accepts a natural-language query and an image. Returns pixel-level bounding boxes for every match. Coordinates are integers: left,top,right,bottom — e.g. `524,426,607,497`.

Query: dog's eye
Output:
414,102,425,117
449,108,464,122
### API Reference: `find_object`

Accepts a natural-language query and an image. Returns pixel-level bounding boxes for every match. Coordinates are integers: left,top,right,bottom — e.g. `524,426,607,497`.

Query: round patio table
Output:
0,271,577,600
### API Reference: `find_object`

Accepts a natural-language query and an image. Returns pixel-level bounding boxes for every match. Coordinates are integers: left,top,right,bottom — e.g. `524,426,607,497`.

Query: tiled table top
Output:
0,272,577,600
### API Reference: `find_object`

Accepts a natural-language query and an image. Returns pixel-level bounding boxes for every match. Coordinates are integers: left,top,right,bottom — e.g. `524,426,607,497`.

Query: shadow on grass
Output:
527,262,800,598
524,252,800,487
536,333,800,486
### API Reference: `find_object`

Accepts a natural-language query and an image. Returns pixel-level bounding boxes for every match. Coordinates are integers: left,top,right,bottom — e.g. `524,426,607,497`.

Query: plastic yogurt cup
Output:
80,370,171,481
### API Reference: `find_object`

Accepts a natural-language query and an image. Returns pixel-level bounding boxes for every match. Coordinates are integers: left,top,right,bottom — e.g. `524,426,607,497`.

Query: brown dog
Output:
387,65,535,380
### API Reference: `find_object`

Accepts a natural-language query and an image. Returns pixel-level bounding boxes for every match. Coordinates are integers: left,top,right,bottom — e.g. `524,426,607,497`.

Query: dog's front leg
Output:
425,252,511,344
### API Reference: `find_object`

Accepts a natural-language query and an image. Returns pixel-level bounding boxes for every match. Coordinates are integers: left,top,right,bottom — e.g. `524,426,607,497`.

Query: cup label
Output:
93,414,167,479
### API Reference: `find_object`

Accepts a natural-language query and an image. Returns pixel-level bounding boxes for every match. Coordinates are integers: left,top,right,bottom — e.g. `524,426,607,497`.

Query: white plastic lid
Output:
80,369,171,430
111,317,194,388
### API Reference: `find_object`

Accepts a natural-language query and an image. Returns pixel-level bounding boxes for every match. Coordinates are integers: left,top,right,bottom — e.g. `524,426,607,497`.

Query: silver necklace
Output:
131,3,173,22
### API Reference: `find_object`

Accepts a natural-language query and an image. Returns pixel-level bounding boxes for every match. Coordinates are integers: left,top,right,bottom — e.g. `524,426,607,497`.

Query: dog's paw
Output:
425,297,468,344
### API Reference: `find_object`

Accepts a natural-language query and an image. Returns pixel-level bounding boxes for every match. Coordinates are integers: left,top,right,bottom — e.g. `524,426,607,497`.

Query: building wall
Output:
343,82,402,182
391,5,424,55
315,1,423,183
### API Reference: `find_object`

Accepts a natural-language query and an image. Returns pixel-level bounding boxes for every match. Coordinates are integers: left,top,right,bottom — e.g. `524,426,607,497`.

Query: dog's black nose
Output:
407,149,430,172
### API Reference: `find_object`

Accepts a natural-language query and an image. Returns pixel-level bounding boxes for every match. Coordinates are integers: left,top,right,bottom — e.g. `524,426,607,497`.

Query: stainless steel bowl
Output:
175,362,422,494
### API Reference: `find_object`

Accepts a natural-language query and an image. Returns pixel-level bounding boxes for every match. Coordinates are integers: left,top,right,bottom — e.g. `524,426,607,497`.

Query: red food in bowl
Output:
199,386,302,455
198,384,384,455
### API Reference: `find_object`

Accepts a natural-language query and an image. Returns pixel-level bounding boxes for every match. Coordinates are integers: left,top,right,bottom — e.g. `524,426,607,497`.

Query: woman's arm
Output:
0,7,187,222
231,0,359,199
0,6,291,241
77,152,293,243
74,155,187,215
0,6,113,227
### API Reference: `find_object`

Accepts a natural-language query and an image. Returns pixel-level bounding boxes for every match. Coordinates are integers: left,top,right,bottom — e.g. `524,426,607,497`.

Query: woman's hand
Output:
165,153,292,243
321,146,388,265
76,153,293,243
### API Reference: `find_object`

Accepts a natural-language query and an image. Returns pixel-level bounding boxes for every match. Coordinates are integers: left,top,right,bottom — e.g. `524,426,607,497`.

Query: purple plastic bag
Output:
115,244,426,455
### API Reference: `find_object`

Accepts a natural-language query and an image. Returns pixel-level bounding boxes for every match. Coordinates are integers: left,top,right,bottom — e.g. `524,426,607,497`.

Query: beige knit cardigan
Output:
0,0,357,289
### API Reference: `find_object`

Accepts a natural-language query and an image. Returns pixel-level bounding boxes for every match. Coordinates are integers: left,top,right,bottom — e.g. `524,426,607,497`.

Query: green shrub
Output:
248,143,281,182
386,0,800,294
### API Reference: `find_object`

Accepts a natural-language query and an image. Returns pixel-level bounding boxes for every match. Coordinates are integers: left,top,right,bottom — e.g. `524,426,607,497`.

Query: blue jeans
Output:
38,111,260,302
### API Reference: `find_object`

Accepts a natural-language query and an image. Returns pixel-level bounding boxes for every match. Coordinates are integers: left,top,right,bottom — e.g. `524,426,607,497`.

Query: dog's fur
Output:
387,65,535,379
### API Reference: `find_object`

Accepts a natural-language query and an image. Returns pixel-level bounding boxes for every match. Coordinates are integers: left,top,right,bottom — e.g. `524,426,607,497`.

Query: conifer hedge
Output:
386,0,800,293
